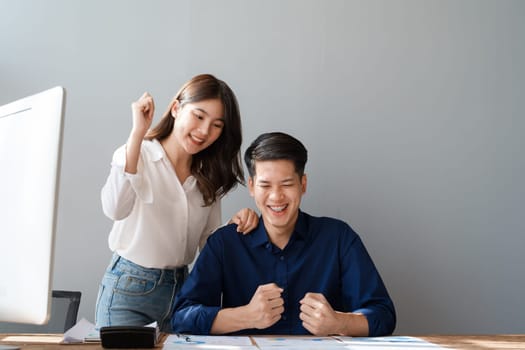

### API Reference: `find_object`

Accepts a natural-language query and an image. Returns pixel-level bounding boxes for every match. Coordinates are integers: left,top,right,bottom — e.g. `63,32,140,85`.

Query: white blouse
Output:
101,139,221,269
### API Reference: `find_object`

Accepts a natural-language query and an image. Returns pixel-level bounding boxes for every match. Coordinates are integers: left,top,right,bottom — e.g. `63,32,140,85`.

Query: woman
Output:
95,74,257,332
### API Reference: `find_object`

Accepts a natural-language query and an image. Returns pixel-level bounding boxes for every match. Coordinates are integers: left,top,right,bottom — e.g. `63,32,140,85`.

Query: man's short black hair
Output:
244,132,308,177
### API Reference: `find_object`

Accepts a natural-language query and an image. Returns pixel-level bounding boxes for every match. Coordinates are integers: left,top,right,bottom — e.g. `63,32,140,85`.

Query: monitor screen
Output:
0,86,65,325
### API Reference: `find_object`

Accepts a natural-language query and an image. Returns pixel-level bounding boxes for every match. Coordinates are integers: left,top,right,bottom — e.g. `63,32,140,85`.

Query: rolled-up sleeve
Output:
341,233,396,336
101,145,152,220
172,233,225,334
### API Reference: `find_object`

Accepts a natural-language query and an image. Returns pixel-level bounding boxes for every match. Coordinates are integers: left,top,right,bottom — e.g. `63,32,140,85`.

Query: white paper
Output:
61,318,99,344
257,347,347,350
251,336,345,347
335,336,446,349
163,334,256,349
163,345,255,350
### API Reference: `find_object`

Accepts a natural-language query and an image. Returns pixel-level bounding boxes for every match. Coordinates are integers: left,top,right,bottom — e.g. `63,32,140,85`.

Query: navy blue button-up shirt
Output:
172,211,396,336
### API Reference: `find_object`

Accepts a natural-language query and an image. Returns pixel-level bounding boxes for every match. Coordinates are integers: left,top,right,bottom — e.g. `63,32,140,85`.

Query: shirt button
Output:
280,256,284,261
282,315,287,320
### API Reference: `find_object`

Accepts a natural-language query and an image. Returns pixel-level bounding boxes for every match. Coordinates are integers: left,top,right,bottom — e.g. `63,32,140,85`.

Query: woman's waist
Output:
109,252,188,283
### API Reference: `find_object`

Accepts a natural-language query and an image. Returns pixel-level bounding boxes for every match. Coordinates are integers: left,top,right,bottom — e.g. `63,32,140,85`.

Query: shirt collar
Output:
149,139,197,189
247,210,310,248
141,139,164,162
294,210,309,240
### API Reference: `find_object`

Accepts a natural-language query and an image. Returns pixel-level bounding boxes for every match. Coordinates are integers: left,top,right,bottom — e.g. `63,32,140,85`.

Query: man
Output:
172,132,396,336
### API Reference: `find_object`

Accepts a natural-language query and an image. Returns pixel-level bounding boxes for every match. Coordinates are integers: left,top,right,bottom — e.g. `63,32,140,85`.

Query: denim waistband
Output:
110,253,188,284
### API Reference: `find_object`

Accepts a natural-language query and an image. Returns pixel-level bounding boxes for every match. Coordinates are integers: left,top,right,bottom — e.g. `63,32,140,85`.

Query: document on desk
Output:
164,334,254,348
162,335,446,349
251,336,346,349
61,317,100,343
334,336,447,349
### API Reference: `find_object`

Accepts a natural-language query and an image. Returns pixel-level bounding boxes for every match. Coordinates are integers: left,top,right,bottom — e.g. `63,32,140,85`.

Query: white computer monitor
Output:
0,86,66,326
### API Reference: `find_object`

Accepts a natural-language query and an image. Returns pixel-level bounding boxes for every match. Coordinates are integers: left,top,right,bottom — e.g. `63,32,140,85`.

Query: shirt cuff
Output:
353,307,392,337
173,305,221,335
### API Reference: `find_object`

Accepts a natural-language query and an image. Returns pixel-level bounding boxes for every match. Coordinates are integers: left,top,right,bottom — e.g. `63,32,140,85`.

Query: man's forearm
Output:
335,312,369,336
209,305,251,334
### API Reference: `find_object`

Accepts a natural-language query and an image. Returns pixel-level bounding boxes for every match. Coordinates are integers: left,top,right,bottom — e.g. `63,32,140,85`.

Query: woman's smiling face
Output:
171,98,224,155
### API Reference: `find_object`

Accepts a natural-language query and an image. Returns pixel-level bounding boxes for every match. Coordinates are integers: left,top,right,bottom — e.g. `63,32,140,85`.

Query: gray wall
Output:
1,0,524,335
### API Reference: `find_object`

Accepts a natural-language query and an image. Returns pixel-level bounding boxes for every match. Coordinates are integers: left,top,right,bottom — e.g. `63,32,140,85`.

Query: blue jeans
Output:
95,253,187,333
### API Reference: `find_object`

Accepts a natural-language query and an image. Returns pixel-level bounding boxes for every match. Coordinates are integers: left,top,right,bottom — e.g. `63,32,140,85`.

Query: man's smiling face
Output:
248,159,306,238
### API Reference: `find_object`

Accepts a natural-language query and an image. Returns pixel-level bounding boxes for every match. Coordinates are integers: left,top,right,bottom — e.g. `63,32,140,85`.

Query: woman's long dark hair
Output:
145,74,244,206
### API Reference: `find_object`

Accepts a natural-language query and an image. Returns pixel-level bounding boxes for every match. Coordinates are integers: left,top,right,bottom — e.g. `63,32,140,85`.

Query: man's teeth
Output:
270,205,287,212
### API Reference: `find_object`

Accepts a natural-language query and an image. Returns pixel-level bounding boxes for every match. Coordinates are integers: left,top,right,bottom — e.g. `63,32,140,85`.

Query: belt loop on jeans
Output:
109,253,121,271
175,266,187,285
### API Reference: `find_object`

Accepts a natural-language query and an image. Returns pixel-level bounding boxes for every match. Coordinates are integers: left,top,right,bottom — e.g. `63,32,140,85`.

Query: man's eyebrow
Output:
256,178,295,184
